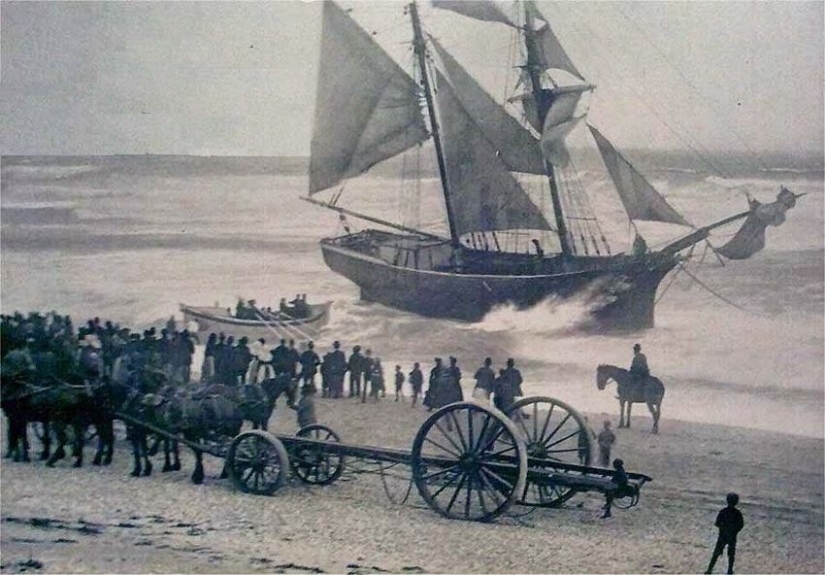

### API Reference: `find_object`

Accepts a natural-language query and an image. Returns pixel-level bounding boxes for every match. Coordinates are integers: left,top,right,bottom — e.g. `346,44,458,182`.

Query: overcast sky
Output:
1,0,822,157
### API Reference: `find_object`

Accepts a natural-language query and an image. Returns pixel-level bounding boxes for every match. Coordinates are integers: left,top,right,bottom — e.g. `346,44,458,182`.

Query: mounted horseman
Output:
629,343,650,389
596,345,665,433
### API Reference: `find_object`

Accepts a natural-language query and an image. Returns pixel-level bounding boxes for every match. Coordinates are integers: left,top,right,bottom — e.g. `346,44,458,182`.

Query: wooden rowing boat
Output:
179,301,332,342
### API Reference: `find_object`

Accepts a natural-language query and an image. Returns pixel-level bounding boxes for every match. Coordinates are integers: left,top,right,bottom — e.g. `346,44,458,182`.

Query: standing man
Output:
597,420,616,467
361,348,374,403
409,362,423,407
270,338,290,376
348,345,364,398
705,493,745,575
327,341,347,399
299,341,321,388
286,339,301,379
502,358,524,397
473,357,496,402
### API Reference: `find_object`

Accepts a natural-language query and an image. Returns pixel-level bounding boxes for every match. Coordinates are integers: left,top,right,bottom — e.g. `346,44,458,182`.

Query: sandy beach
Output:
1,397,822,574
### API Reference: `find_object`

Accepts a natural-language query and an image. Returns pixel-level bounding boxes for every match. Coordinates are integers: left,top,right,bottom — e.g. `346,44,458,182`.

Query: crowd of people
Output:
1,311,197,388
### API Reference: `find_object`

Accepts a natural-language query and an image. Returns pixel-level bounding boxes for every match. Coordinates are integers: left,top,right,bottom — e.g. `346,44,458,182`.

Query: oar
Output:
237,297,313,343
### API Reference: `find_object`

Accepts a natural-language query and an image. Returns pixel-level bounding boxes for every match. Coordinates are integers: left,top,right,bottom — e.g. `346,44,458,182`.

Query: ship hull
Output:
320,235,677,330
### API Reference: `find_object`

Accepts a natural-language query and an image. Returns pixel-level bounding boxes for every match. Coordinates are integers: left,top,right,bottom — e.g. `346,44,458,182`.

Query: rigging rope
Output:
612,4,770,172
546,2,738,182
675,262,762,316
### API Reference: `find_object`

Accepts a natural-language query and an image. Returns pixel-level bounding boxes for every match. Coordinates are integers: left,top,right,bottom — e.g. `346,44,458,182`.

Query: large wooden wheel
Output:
411,402,527,522
506,396,592,507
291,424,346,485
226,430,289,496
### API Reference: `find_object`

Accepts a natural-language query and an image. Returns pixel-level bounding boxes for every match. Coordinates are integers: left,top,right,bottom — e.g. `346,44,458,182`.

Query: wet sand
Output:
1,398,823,574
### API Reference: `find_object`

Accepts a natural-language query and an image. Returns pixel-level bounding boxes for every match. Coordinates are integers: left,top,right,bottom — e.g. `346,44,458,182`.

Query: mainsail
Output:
434,68,552,235
716,188,799,259
429,37,545,175
309,2,429,194
589,125,691,227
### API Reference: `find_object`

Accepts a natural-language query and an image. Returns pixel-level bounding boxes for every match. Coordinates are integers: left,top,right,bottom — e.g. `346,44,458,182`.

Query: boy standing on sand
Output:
597,420,616,467
394,365,405,402
705,493,745,574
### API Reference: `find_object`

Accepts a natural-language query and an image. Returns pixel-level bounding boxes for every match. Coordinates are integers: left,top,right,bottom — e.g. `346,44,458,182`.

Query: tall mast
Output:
522,6,574,258
408,1,460,248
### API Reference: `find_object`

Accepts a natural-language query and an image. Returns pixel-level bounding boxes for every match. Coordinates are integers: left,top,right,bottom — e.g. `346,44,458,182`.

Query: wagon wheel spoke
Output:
443,472,468,515
484,443,518,461
423,436,460,458
473,471,491,516
538,403,555,444
422,464,460,482
433,421,463,456
542,413,572,447
447,410,468,453
477,466,506,507
429,467,463,500
471,411,492,454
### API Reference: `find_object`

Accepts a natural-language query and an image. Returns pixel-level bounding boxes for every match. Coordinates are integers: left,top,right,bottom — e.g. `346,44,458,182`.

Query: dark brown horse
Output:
596,364,665,433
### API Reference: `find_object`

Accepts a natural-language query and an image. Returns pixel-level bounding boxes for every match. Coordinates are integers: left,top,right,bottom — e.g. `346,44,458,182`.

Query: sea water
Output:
2,155,822,438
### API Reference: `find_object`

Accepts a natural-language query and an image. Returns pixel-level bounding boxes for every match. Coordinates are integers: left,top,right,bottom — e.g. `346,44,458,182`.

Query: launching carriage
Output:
117,396,650,522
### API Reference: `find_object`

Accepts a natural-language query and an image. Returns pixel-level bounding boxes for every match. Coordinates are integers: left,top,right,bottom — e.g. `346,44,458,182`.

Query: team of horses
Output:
1,358,298,484
3,359,667,484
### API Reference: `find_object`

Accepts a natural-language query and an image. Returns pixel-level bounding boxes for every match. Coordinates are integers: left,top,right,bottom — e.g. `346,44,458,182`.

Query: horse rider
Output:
629,343,650,389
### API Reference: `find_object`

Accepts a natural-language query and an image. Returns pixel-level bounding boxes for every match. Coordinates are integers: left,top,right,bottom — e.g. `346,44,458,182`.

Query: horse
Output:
191,373,296,431
157,392,244,484
596,364,665,434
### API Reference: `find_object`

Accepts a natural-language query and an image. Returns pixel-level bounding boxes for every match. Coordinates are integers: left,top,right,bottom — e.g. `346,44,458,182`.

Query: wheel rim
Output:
507,396,591,507
228,431,287,495
412,402,526,522
292,424,345,485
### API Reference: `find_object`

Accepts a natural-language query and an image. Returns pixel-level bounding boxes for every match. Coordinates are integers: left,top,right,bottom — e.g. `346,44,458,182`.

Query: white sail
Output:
589,125,691,227
432,0,516,27
434,68,552,235
539,85,590,167
429,37,545,175
309,2,429,194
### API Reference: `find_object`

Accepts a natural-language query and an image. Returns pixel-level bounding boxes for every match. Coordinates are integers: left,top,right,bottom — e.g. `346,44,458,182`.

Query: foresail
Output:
432,0,516,27
429,37,544,175
716,188,798,259
589,125,691,227
309,2,429,194
434,68,552,235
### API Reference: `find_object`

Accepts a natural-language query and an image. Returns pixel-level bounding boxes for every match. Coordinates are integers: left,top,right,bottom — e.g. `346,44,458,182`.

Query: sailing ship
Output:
303,1,799,330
